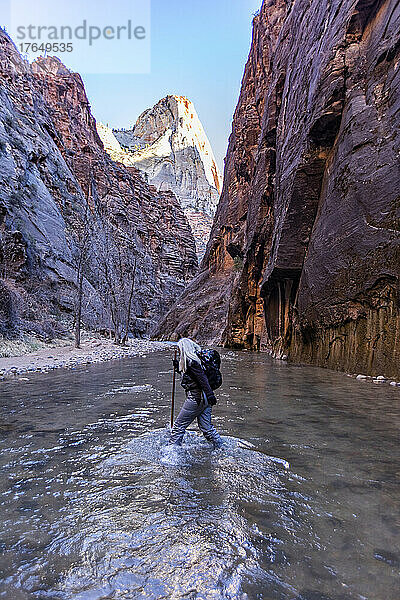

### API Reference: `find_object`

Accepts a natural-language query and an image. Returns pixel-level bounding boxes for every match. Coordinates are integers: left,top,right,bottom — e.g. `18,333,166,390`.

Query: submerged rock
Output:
373,549,400,568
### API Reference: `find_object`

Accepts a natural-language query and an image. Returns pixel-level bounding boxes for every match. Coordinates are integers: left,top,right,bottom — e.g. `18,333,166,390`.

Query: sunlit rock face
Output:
155,0,400,379
99,95,222,259
0,35,197,339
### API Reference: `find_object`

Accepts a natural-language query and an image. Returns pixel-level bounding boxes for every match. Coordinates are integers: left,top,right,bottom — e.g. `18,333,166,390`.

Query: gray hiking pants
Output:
170,389,223,448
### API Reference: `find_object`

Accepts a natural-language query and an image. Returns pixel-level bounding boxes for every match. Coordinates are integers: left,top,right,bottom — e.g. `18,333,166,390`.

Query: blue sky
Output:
81,0,262,171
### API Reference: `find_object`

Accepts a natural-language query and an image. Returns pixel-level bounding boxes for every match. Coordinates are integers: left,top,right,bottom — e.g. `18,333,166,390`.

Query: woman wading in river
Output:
170,338,224,449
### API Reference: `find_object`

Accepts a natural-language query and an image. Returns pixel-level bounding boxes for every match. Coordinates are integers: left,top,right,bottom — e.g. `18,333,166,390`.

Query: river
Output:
0,350,399,599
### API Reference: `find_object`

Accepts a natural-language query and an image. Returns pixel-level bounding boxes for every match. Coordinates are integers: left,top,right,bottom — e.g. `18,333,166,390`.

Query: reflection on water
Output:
0,351,399,599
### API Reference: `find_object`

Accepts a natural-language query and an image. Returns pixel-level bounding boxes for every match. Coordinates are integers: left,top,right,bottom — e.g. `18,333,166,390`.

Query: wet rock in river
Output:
295,592,354,600
293,591,335,600
17,500,40,513
0,421,16,432
373,549,400,568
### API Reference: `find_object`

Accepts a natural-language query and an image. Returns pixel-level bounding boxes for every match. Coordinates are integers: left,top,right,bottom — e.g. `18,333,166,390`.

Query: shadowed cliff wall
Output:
156,0,400,379
0,33,197,339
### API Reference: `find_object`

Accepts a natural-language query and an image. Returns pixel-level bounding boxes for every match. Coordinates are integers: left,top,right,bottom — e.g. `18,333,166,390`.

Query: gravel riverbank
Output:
1,338,398,389
0,338,174,380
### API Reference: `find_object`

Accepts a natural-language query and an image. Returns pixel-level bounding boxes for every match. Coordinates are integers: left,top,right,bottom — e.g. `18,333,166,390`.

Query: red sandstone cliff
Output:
156,0,400,379
0,34,197,339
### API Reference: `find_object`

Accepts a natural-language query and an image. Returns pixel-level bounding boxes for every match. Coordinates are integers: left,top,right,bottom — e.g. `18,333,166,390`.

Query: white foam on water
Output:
159,443,184,466
59,427,294,600
99,428,291,476
235,438,255,449
104,383,154,396
222,352,241,361
267,456,290,469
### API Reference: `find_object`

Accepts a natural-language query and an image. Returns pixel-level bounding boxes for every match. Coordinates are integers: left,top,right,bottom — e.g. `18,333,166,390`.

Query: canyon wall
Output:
156,0,400,379
0,32,197,340
103,95,222,260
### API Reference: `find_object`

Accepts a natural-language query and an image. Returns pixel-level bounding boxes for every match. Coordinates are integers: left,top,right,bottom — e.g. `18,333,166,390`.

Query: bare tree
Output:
74,247,85,349
73,175,93,349
71,164,140,346
92,219,139,345
121,256,137,345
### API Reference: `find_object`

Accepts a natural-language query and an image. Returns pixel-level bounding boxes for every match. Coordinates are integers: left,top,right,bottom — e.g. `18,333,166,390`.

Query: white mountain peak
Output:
168,95,223,194
97,95,223,259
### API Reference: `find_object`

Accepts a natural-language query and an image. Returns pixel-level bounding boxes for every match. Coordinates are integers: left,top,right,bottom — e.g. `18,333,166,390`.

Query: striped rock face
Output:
99,95,222,260
0,41,197,339
155,0,400,380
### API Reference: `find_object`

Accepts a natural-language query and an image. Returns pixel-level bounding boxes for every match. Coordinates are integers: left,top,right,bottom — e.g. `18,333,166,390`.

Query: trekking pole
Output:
170,348,177,429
